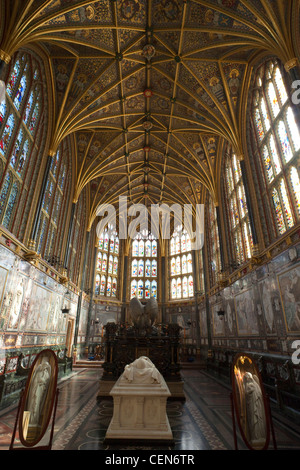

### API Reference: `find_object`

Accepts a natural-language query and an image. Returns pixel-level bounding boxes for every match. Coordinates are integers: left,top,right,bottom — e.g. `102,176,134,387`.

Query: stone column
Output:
191,249,201,348
202,246,212,352
120,252,128,323
0,50,11,78
160,254,166,324
63,201,76,275
215,204,225,274
73,230,90,359
85,242,98,357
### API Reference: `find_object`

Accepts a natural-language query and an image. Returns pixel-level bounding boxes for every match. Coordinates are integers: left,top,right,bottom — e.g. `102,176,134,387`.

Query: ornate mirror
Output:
231,353,270,450
18,349,58,447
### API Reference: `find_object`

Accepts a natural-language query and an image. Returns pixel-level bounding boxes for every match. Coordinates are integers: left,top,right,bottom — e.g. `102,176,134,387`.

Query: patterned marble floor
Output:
0,367,300,454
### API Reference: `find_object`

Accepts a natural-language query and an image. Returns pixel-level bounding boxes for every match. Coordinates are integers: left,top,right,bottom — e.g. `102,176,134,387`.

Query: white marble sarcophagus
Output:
104,356,173,443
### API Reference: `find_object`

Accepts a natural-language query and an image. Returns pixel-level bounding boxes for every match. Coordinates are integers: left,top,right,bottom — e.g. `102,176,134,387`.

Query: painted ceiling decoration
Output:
0,0,298,229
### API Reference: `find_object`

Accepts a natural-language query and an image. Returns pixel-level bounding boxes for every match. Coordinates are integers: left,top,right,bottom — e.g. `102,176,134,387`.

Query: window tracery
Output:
251,59,300,236
0,52,45,236
206,195,222,286
95,224,119,298
169,225,194,299
224,149,252,265
131,229,157,300
36,140,71,258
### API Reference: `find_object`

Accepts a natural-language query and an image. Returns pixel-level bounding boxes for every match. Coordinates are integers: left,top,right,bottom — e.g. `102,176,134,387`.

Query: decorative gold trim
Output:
251,243,260,257
0,50,11,63
27,239,36,251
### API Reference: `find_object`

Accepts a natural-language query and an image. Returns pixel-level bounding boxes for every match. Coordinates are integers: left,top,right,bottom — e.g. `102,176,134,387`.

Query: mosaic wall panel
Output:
0,244,79,352
208,242,300,355
88,303,121,344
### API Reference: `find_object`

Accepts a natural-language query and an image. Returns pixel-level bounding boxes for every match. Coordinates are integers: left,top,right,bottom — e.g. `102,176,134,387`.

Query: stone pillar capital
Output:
0,50,11,64
284,58,298,72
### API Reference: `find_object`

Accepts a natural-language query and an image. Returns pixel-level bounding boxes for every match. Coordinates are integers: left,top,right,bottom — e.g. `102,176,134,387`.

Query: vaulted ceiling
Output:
0,0,299,228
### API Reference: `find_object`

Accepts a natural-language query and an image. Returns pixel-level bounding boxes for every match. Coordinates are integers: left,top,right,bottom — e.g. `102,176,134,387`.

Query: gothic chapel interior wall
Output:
0,0,299,415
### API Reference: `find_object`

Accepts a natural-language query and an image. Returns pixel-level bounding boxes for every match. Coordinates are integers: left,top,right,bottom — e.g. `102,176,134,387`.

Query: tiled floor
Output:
1,367,300,452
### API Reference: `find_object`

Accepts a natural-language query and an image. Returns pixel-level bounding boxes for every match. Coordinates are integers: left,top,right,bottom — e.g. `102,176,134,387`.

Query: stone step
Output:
73,360,103,369
180,360,206,369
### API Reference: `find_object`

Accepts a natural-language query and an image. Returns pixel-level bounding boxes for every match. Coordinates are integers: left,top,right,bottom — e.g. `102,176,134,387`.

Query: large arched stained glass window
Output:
67,191,87,285
169,225,194,299
36,139,71,258
0,52,45,237
224,148,253,265
130,230,157,300
251,59,300,236
95,224,119,297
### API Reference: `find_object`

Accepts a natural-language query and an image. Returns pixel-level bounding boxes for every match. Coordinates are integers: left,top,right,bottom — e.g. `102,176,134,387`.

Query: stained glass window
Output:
151,280,157,298
108,255,113,274
207,195,222,286
0,52,45,235
36,140,71,261
95,224,119,297
290,167,300,216
145,280,151,299
169,225,194,299
112,278,117,297
102,253,107,272
113,256,118,275
188,275,194,297
97,252,102,270
132,259,138,276
224,148,252,265
251,59,299,235
131,230,158,300
95,274,100,295
131,280,137,298
65,189,86,285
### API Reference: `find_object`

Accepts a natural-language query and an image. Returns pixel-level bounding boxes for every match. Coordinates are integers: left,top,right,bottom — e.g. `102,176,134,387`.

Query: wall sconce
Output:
61,307,70,315
95,318,99,324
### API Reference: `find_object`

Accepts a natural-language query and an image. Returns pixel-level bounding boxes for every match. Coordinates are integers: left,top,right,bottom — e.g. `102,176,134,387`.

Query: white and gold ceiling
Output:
0,0,299,228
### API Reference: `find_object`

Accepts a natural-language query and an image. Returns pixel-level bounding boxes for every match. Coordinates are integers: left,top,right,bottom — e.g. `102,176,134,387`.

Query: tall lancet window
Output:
207,195,222,286
224,149,252,266
169,225,194,299
251,59,300,236
0,51,45,237
36,139,71,258
130,229,157,300
95,224,119,298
